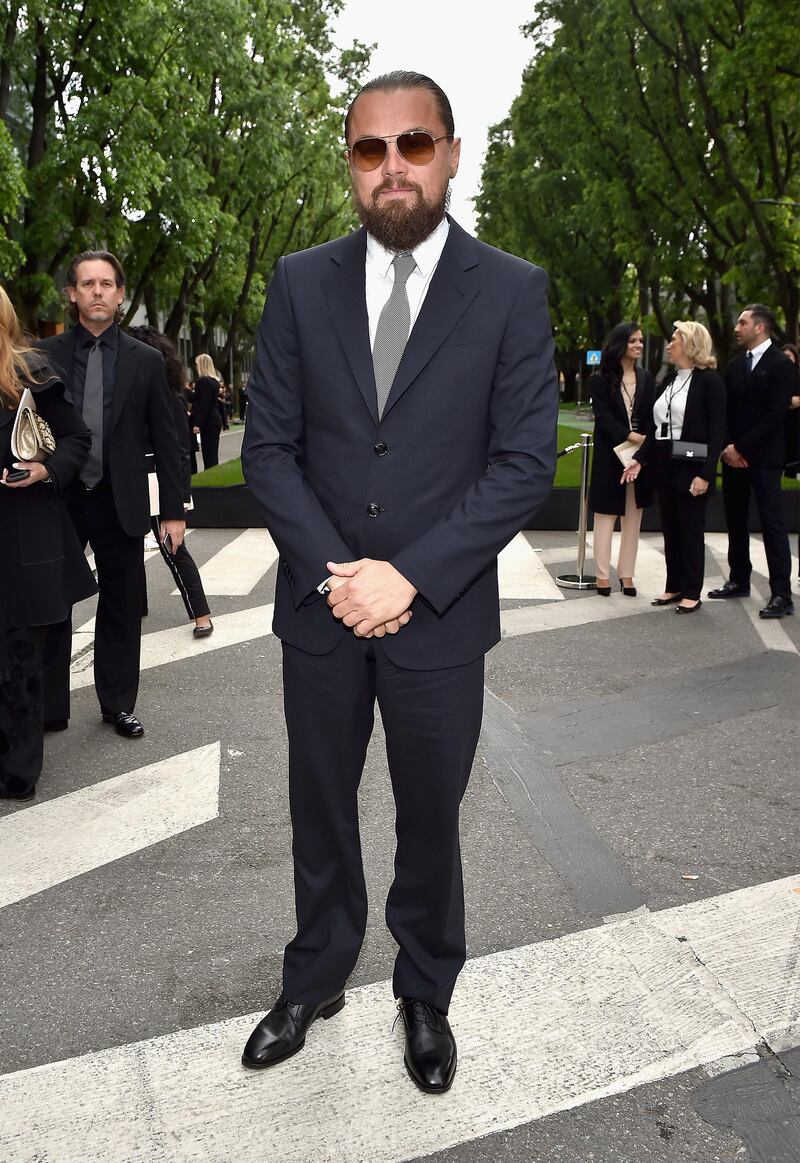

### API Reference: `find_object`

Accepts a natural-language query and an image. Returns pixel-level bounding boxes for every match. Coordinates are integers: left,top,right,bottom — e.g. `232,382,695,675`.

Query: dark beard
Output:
353,178,449,252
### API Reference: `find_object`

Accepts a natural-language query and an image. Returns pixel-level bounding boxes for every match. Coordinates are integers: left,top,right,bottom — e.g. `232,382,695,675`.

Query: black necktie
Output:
81,340,104,487
745,351,753,378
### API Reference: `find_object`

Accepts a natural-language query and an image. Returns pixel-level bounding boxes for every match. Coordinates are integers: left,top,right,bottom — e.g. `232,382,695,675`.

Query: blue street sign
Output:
586,350,601,366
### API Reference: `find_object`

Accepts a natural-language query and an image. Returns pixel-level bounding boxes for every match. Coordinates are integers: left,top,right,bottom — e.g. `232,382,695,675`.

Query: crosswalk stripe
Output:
174,528,279,597
70,605,274,690
498,532,564,600
0,743,220,910
0,874,796,1162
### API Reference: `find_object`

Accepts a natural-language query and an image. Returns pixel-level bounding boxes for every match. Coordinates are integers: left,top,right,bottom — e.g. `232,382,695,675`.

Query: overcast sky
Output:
331,2,537,235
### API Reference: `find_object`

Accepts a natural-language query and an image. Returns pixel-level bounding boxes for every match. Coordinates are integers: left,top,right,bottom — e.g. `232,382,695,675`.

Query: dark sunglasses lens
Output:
397,132,436,164
352,138,386,171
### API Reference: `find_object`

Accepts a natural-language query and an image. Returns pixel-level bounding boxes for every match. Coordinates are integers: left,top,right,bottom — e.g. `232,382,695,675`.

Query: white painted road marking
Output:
498,532,564,600
70,605,275,690
0,875,797,1162
0,743,220,910
177,528,279,596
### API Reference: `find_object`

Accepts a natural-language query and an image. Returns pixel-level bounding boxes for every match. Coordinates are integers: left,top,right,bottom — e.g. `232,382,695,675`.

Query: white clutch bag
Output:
10,388,56,462
613,439,639,468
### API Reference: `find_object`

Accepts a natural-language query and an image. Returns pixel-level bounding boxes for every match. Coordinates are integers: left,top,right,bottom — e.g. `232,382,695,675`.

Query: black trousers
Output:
281,634,485,1014
150,518,210,620
722,464,792,599
199,426,220,471
0,625,45,796
44,482,145,721
658,485,708,601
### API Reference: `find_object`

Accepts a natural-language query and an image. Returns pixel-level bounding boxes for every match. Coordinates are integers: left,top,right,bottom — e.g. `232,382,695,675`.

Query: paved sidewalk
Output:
1,530,797,1163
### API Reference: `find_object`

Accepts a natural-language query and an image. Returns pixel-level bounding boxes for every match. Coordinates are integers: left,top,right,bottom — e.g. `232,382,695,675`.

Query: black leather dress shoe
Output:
102,711,145,738
397,998,457,1094
707,581,750,599
759,595,795,619
676,600,702,614
0,784,36,801
43,719,69,732
241,992,345,1069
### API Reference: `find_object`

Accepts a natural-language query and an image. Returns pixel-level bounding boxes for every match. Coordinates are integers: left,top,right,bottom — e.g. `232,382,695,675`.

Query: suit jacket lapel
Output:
111,333,136,431
320,229,378,425
382,220,480,418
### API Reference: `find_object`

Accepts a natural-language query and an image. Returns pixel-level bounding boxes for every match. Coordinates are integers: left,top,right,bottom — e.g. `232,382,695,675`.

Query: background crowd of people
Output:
592,304,797,618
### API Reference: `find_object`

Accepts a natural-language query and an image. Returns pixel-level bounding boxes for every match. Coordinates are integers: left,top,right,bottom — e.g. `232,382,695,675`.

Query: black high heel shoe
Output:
619,579,637,597
596,579,611,597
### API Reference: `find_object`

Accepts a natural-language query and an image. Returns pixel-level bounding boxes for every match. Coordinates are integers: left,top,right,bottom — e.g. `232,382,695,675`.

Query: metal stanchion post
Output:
556,432,597,590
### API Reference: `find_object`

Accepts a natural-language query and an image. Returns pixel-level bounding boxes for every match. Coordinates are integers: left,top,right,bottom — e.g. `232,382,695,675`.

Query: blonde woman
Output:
190,352,223,469
622,321,726,613
0,287,96,800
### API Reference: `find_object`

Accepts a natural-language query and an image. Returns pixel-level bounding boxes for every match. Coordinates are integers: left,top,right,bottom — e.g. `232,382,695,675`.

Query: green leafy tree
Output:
477,0,800,379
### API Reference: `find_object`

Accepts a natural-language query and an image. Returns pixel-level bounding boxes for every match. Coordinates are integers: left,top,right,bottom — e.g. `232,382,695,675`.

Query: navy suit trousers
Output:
280,633,484,1014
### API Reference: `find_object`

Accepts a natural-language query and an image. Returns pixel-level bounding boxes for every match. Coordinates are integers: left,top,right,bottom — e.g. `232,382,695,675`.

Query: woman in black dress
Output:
190,353,223,470
0,287,97,800
622,321,726,613
588,323,655,595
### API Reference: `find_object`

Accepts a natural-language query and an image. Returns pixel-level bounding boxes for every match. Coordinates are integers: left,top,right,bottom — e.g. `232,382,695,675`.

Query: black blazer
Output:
242,218,559,670
0,366,97,631
38,329,184,535
588,367,655,515
190,376,223,432
636,366,726,492
725,344,795,469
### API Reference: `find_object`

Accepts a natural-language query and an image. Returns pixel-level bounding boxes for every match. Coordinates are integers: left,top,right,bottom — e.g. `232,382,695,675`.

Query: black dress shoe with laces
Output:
397,998,457,1094
241,992,345,1069
759,595,795,619
707,580,750,599
102,711,144,738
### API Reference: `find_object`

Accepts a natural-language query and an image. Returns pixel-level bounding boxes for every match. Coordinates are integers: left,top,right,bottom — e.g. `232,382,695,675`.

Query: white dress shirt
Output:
365,218,450,348
747,337,772,371
653,368,693,441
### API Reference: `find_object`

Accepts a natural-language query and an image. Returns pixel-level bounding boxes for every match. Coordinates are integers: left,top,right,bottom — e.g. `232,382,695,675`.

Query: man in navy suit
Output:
241,71,557,1092
709,304,795,617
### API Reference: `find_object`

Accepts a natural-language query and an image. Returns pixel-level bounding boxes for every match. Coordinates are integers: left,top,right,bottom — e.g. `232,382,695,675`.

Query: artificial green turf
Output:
192,427,798,491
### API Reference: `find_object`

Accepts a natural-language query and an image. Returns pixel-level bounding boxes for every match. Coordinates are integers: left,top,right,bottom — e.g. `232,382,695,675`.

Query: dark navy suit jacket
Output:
242,218,558,669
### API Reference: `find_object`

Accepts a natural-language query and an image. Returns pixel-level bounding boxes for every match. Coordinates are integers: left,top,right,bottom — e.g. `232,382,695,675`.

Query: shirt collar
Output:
75,321,119,350
366,217,450,279
749,337,771,361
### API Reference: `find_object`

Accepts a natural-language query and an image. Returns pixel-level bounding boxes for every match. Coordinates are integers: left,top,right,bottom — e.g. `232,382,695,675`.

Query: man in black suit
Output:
708,304,795,618
240,71,557,1092
39,251,186,736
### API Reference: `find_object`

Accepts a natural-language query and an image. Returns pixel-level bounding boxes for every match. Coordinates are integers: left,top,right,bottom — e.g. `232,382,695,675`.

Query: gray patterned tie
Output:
372,252,416,418
81,340,104,487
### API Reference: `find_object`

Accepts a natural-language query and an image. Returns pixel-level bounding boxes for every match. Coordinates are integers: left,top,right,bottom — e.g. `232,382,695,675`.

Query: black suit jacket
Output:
725,344,795,469
588,366,655,514
38,329,184,535
242,218,558,669
0,366,97,631
190,376,223,432
636,366,727,492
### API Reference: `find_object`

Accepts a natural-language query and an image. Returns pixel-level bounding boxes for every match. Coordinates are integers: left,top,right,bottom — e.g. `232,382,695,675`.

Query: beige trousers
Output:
592,483,643,580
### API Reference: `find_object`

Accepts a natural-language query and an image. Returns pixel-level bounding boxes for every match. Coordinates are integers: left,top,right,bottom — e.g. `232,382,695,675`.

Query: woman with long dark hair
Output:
0,286,96,800
622,321,726,613
588,322,655,595
128,327,214,637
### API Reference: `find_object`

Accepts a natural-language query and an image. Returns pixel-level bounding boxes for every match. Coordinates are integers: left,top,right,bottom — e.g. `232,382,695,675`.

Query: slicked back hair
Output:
345,71,455,143
743,303,777,336
65,250,126,324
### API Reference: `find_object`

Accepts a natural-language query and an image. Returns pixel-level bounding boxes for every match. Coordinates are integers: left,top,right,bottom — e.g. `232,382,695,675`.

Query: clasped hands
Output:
325,558,417,638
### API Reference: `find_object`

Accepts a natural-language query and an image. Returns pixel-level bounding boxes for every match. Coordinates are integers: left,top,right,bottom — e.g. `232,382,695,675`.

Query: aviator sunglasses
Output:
347,131,454,172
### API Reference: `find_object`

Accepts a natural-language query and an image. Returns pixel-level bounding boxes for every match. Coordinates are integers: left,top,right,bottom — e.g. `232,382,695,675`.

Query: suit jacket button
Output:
373,441,389,456
366,502,381,517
